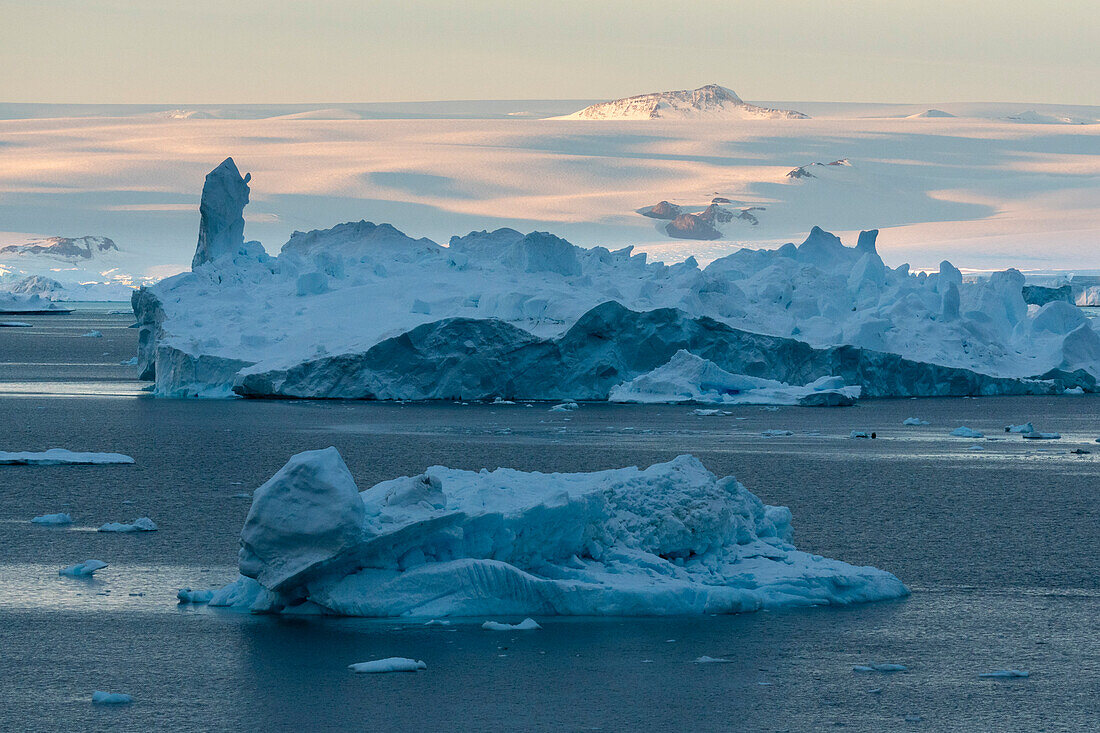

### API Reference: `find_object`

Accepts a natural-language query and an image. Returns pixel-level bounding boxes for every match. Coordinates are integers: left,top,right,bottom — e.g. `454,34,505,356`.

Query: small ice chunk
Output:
1022,432,1061,440
81,331,103,338
1005,422,1034,434
761,429,793,437
693,656,731,664
853,663,907,673
692,409,730,416
482,618,541,631
177,588,215,604
60,559,108,577
424,619,451,626
348,658,426,674
951,427,984,438
120,356,139,366
850,430,875,439
98,517,157,533
91,691,133,704
549,402,579,412
32,512,73,526
0,449,134,466
902,418,929,426
968,445,984,451
1064,387,1085,395
979,669,1029,678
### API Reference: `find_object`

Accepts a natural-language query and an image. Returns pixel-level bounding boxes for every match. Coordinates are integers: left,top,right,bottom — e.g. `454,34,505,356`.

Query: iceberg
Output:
609,350,859,406
348,658,426,674
132,160,1100,401
482,618,541,631
902,418,929,426
205,448,907,617
950,427,984,438
91,692,133,705
31,512,73,526
97,517,157,533
0,449,134,465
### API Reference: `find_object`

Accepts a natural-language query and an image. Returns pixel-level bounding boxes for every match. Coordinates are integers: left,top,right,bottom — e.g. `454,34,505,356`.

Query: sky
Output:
1,0,1097,105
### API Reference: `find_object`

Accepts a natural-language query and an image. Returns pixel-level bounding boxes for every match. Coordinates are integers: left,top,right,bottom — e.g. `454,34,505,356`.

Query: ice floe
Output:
853,663,907,673
59,559,107,577
0,449,134,465
91,691,133,705
204,447,907,617
902,418,929,426
97,517,157,533
950,427,984,438
348,658,426,674
31,512,73,526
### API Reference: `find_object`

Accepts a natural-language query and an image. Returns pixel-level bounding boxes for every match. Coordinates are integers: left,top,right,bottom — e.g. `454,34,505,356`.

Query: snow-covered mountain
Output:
556,84,809,120
0,235,151,300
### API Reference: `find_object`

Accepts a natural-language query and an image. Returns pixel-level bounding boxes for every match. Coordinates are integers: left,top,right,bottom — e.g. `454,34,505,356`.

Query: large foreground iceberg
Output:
133,159,1099,399
207,448,907,617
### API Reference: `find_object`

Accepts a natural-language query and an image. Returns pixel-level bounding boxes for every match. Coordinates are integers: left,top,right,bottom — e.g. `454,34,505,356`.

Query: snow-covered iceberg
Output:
0,449,134,466
132,159,1099,400
609,350,859,406
206,448,907,617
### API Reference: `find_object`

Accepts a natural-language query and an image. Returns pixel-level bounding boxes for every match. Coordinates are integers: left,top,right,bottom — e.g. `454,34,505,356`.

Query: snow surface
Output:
31,512,73,526
0,449,134,465
97,517,157,533
609,350,859,406
204,447,907,617
348,658,427,674
59,560,107,577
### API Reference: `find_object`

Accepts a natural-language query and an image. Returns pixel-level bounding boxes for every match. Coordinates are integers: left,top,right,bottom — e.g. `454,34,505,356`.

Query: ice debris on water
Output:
902,418,929,426
692,409,730,416
31,512,73,526
549,402,579,412
694,656,731,664
1022,431,1061,440
950,427,984,438
0,449,134,465
348,658,426,674
203,448,907,617
853,663,908,673
59,559,107,577
850,430,875,439
979,669,1029,678
761,429,794,437
482,618,541,631
97,517,157,533
81,331,103,338
1005,422,1034,433
91,691,133,704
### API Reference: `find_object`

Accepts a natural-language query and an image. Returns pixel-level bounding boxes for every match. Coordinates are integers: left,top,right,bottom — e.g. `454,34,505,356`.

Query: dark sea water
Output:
1,306,1098,732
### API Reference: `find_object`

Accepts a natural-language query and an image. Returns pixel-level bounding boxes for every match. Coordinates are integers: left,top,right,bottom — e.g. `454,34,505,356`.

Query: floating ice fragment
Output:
549,402,579,412
1022,432,1061,440
950,427,984,438
853,663,907,673
1005,423,1034,434
98,517,157,533
693,656,731,664
424,619,451,626
850,430,875,439
91,691,133,704
81,331,103,338
482,618,541,631
348,658,426,674
60,559,107,577
692,409,730,416
0,449,134,466
1064,387,1085,395
761,429,794,437
177,588,215,604
902,418,929,426
119,356,139,366
979,669,1029,678
31,512,73,526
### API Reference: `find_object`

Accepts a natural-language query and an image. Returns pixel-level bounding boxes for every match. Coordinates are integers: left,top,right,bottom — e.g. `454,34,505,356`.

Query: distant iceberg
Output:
131,159,1100,401
204,448,908,617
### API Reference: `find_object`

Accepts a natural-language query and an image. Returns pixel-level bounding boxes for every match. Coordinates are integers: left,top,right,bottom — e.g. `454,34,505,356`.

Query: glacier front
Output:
132,159,1099,400
207,448,908,617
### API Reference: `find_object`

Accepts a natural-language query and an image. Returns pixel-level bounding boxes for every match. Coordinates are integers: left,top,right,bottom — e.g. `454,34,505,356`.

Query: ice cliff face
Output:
557,85,809,121
131,161,1100,399
208,448,908,616
192,157,252,269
